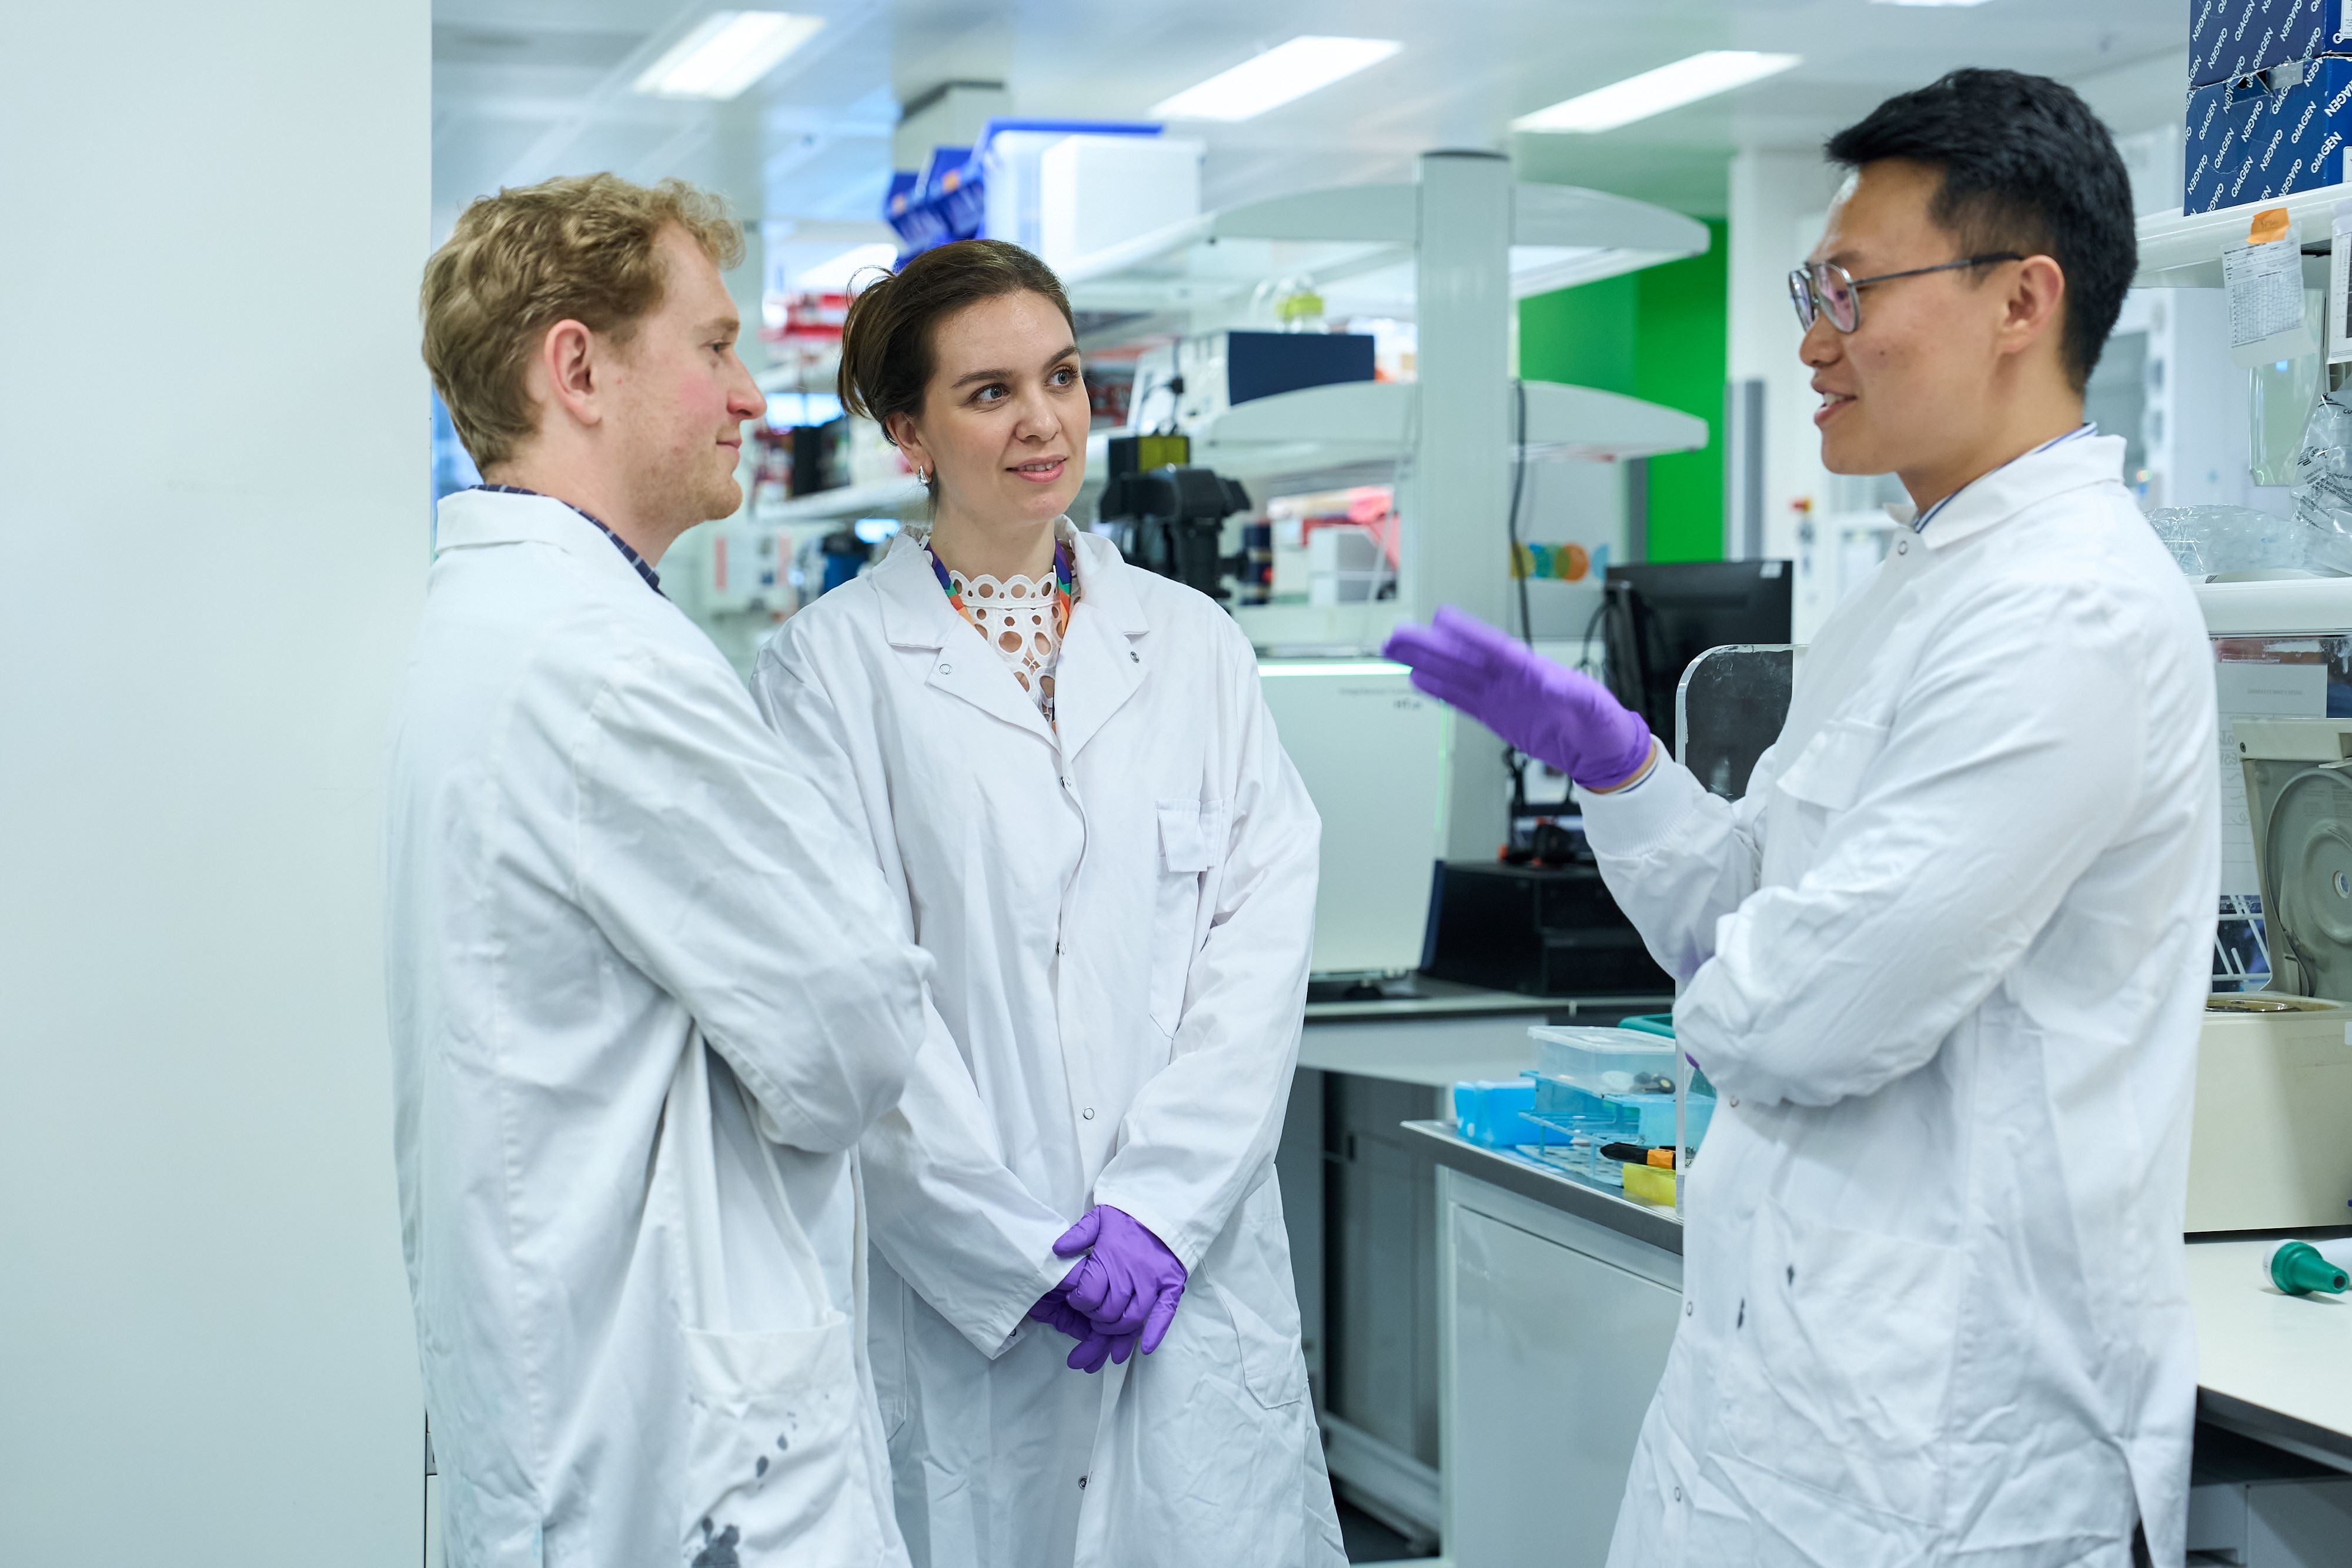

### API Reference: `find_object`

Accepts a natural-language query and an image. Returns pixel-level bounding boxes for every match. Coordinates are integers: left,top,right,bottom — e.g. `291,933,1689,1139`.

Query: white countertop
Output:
2188,1238,2352,1466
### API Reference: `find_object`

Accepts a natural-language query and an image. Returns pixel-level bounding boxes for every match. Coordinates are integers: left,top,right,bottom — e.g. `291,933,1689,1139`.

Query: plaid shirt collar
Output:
472,484,662,595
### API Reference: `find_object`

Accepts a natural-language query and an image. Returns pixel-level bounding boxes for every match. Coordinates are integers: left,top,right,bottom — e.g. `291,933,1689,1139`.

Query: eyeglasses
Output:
1786,253,2024,333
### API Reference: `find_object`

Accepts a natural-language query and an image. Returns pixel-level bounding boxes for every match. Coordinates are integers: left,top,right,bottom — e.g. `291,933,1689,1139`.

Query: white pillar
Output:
1409,150,1516,861
1728,148,1845,635
0,4,429,1563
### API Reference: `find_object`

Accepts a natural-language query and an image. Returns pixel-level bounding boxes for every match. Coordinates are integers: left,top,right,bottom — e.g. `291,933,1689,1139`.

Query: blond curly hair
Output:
420,173,744,469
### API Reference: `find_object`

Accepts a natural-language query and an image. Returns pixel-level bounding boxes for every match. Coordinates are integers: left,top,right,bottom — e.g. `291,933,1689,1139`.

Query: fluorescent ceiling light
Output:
1154,36,1402,121
1514,50,1802,134
794,242,898,292
633,11,825,101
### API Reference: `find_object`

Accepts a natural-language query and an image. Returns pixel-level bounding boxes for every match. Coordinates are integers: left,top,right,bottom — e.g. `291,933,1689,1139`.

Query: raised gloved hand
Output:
1053,1205,1187,1357
1382,607,1654,790
1027,1283,1138,1373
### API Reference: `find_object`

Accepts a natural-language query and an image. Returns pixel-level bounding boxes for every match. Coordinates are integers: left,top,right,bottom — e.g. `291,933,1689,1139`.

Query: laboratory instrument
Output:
1255,658,1448,981
2183,713,2352,1230
1599,560,1792,760
1094,433,1255,601
1422,858,1666,998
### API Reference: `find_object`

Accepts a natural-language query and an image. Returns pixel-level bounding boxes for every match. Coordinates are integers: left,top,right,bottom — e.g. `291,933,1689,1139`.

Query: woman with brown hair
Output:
752,238,1343,1568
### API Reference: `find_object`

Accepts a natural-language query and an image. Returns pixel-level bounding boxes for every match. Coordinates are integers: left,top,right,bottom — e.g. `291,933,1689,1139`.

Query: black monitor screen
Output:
1601,561,1793,760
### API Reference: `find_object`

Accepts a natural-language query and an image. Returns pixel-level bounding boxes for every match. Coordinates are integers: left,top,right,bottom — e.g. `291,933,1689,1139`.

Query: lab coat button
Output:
939,663,953,676
1896,539,1910,555
1685,1300,1694,1316
1078,1475,1088,1490
1129,651,1139,663
1673,1485,1685,1504
1083,1107,1095,1120
1729,1096,1740,1108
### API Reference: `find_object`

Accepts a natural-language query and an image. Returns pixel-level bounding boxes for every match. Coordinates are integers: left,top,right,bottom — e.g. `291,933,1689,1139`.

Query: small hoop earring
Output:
915,466,929,484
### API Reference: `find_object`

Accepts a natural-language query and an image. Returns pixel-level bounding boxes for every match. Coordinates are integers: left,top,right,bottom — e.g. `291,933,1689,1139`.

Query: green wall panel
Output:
1518,218,1728,563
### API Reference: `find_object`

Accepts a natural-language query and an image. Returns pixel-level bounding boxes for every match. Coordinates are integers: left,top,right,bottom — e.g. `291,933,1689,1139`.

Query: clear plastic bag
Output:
2147,395,2352,577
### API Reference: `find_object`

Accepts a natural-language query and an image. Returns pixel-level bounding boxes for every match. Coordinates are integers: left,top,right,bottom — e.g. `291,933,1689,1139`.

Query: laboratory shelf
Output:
1060,179,1709,333
2134,183,2352,288
1192,378,1708,476
753,432,1119,526
753,475,926,526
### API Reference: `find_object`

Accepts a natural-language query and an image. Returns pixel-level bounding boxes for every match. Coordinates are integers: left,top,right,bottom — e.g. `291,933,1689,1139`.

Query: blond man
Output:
387,173,927,1567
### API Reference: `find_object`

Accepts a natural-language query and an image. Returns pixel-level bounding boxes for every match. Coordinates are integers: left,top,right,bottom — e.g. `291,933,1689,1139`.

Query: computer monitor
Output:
1602,560,1793,760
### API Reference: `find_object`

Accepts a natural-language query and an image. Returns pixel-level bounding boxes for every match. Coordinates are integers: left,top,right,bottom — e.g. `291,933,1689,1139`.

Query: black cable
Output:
1501,377,1536,836
1506,377,1533,648
1575,594,1609,676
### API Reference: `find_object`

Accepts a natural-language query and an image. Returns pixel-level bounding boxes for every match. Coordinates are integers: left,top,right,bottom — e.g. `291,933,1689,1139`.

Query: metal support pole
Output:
1406,149,1514,861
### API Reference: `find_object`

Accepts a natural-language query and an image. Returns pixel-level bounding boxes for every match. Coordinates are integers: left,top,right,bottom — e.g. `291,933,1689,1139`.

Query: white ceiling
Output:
431,0,2191,242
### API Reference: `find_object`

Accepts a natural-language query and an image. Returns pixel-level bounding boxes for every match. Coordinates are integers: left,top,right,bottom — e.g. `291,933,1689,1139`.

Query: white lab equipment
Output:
1037,133,1202,273
2187,579,2352,1232
1305,524,1388,606
1255,658,1448,977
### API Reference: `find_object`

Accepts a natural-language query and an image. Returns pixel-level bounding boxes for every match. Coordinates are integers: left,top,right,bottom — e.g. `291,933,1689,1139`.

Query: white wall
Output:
0,4,429,1562
1729,149,1848,637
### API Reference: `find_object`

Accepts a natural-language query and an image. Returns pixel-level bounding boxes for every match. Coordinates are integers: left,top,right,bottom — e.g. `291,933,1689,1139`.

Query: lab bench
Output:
1271,981,1670,1552
1406,1122,1683,1568
1338,1118,2352,1566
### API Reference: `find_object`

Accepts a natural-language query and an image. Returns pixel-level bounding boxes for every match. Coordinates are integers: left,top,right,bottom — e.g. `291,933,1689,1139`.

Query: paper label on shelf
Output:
2224,230,2316,367
2333,203,2352,365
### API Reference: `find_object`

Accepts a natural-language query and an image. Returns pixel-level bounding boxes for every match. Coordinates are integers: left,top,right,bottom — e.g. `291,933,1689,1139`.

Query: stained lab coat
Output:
1586,434,2218,1568
385,488,930,1567
751,529,1345,1568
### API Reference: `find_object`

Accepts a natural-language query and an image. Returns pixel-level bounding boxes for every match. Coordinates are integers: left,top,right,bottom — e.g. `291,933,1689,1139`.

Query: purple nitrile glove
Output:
1027,1282,1138,1373
1382,606,1653,790
1053,1205,1187,1356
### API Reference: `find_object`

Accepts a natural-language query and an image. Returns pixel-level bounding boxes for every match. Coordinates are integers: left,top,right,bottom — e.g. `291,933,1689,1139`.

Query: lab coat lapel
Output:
873,535,1057,745
1053,534,1151,763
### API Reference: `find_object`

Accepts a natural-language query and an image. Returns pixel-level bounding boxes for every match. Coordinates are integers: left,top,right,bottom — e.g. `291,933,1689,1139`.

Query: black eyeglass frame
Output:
1786,253,2026,333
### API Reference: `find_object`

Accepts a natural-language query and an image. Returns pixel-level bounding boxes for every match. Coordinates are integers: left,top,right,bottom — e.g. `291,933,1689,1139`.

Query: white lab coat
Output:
1587,435,2218,1568
751,528,1345,1568
385,488,929,1567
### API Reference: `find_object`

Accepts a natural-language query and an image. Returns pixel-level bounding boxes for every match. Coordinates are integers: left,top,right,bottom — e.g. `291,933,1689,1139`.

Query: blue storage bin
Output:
1452,1079,1548,1149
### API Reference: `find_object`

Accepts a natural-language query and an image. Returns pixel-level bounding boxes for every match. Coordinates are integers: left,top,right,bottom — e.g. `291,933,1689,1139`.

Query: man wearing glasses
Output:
1387,70,2213,1568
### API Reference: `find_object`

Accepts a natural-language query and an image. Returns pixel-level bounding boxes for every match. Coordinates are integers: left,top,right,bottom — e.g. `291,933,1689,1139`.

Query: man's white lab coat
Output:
1588,435,2218,1567
385,488,928,1566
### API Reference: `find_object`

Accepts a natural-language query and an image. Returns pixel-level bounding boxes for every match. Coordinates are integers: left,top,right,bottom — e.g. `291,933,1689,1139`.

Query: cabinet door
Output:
1448,1207,1680,1567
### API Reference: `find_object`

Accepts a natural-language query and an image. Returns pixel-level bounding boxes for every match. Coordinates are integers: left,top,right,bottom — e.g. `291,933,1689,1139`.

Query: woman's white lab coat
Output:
753,529,1346,1568
1583,435,2219,1567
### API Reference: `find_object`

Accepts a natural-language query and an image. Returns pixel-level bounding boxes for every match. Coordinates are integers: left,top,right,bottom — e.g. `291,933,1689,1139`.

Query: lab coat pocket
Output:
1772,718,1885,813
681,1316,890,1566
1203,1180,1309,1409
1716,1198,1961,1529
1148,798,1224,1038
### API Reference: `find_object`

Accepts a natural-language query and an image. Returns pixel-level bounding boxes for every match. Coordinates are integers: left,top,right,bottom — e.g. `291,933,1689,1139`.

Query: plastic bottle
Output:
2264,1238,2352,1295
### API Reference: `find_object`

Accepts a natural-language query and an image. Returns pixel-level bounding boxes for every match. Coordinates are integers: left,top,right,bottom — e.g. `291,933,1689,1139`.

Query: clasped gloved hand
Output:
1382,606,1655,790
1025,1205,1187,1374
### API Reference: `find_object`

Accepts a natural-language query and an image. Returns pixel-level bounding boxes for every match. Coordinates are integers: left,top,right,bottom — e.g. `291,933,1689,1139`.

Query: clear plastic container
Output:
1521,1025,1718,1193
1527,1026,1681,1096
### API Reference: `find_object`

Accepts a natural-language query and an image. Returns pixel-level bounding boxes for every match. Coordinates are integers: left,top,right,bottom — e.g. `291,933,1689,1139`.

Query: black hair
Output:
1825,68,2136,392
